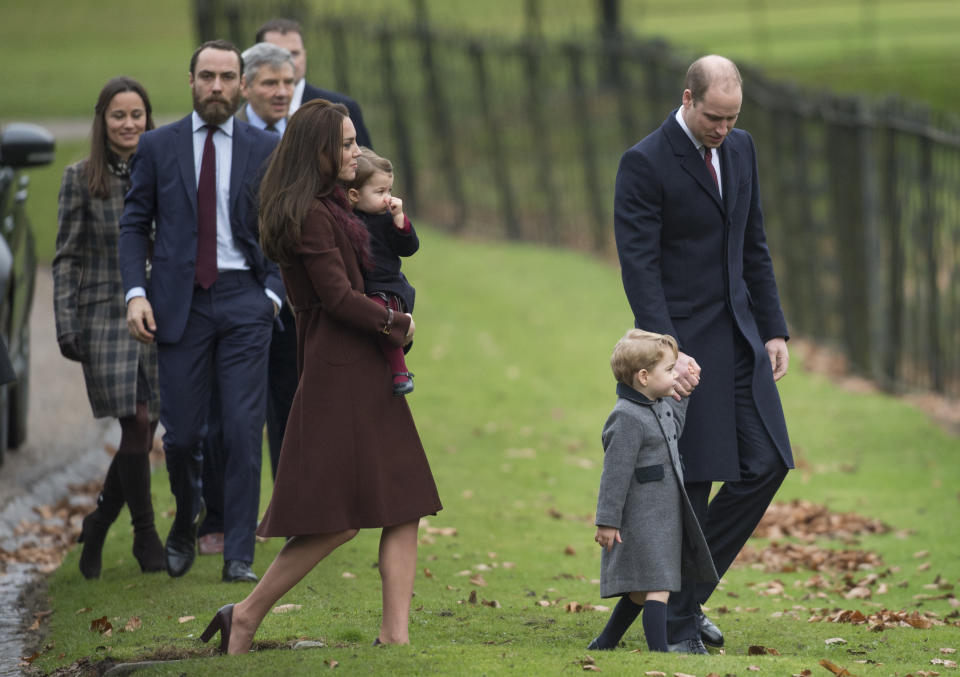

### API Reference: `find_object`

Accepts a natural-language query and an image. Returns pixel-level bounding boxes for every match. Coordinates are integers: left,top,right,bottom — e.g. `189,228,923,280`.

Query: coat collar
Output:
661,111,740,217
616,382,657,407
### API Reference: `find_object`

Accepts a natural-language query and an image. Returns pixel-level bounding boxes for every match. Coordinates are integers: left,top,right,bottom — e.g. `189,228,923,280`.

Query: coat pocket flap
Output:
634,464,665,483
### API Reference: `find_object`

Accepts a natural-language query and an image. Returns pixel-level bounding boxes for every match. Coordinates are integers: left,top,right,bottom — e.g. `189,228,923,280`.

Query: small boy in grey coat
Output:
589,329,718,652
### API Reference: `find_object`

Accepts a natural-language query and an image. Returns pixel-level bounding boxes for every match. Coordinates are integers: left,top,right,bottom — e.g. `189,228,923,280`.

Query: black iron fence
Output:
198,1,960,398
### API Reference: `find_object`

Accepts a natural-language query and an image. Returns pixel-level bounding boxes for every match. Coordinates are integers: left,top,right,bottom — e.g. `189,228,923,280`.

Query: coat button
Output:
666,411,671,416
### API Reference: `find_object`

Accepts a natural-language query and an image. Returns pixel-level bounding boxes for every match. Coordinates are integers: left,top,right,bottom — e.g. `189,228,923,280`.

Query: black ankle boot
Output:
78,456,125,579
117,453,164,573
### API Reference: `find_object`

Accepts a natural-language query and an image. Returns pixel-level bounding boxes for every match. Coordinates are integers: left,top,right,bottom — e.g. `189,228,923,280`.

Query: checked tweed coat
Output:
594,383,717,597
53,160,160,420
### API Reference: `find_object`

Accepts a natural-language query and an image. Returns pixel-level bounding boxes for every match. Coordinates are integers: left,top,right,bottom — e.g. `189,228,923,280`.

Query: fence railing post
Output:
881,112,903,390
919,134,942,392
522,39,561,241
826,97,872,376
378,28,418,214
469,42,520,240
565,43,607,252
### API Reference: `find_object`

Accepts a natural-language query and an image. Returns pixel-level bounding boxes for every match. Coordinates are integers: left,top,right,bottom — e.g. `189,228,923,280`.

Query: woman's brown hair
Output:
259,99,350,266
87,77,154,199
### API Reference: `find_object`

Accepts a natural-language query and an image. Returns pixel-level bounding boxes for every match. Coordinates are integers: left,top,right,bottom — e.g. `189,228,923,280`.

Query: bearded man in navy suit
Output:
613,55,793,653
119,40,282,583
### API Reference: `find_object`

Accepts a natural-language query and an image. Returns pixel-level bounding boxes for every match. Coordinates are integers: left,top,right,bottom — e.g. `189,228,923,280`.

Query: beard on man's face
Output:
193,87,241,126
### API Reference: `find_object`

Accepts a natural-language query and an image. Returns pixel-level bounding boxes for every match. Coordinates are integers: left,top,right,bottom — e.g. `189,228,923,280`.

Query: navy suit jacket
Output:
118,115,282,344
613,113,792,482
303,82,372,149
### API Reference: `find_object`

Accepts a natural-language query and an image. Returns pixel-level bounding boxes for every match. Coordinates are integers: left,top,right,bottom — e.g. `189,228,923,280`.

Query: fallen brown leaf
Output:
469,574,487,587
341,571,356,579
818,658,854,676
89,616,112,634
178,616,194,624
565,545,577,556
123,617,141,632
824,637,847,645
423,567,434,578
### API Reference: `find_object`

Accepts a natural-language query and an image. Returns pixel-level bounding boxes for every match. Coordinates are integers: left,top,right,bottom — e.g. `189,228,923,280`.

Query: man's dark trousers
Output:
158,271,273,564
666,332,788,642
265,303,298,476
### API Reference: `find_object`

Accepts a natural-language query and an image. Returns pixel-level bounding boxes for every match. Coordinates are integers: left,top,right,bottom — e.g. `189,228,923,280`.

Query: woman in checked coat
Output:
53,76,163,579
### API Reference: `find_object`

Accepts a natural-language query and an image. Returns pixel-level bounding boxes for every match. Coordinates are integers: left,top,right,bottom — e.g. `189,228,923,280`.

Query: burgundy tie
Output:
196,125,218,289
704,146,719,191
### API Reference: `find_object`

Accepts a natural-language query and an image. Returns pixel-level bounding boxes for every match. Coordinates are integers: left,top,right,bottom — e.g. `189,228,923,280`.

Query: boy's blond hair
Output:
610,329,679,386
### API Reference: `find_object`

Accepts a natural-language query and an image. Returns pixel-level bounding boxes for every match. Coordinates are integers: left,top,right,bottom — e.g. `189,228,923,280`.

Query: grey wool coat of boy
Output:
594,383,717,597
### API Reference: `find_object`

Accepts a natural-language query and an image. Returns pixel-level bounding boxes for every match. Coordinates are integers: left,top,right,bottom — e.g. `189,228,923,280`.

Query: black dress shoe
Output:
666,637,709,654
164,504,205,578
697,610,724,647
222,560,259,583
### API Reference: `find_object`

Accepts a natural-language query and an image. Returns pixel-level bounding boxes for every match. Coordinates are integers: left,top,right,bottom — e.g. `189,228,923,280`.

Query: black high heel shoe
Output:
200,603,235,655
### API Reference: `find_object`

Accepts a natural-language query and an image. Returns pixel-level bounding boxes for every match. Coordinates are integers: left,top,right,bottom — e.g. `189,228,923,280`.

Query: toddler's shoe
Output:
393,372,414,396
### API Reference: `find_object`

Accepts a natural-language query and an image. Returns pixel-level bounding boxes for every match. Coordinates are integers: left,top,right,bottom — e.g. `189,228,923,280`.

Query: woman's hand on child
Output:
595,526,622,552
404,314,415,344
389,197,406,230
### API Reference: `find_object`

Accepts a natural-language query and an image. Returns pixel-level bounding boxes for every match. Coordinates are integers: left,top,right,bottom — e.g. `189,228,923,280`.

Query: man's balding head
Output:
684,55,742,104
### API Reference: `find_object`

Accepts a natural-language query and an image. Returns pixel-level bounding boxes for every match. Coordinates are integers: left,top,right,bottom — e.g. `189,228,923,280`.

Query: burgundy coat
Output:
257,201,441,536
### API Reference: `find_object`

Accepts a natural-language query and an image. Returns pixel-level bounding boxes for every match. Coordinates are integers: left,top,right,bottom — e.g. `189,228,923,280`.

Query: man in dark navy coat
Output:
119,40,282,583
613,55,793,653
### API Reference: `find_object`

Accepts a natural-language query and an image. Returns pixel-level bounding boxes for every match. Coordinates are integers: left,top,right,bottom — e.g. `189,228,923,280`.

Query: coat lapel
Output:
175,116,198,218
720,140,739,218
229,121,250,224
663,116,723,213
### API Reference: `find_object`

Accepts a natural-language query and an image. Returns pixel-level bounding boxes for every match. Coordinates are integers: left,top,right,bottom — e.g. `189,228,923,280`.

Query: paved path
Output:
0,269,117,675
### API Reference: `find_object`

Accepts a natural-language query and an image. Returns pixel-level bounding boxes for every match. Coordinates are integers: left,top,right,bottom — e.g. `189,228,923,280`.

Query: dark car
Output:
0,123,55,464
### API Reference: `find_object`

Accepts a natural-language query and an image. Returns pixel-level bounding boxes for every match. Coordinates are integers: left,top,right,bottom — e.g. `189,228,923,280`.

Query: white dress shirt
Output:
288,78,306,117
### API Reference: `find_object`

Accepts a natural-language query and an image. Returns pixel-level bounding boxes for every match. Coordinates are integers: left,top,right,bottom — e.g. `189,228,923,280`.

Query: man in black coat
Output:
253,17,374,480
613,55,793,653
256,18,372,147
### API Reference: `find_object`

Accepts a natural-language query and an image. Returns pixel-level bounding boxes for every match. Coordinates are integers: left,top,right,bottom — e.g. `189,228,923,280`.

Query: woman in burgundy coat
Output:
201,99,442,654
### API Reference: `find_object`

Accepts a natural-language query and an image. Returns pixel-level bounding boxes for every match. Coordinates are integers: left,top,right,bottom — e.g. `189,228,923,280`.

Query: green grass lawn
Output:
30,226,960,676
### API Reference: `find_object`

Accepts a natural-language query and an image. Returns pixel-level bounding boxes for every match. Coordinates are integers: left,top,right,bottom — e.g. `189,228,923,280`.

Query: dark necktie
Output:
704,146,719,191
265,123,279,135
196,125,218,289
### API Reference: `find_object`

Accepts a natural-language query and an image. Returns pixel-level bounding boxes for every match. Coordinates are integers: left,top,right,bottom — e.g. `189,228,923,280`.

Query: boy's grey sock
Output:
589,595,642,649
641,600,668,651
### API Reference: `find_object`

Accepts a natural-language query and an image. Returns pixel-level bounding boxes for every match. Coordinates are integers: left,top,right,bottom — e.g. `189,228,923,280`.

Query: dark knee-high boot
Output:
117,452,164,572
78,454,125,579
